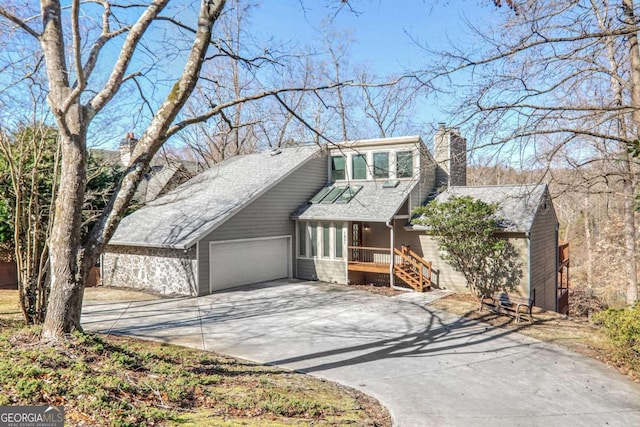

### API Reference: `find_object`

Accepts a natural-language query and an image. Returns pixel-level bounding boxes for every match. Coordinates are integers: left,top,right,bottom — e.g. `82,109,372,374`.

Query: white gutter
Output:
386,219,394,288
99,254,104,286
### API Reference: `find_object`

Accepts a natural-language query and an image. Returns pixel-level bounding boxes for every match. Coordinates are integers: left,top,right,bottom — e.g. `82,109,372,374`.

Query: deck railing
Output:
347,245,432,292
557,241,570,314
348,246,392,264
558,241,570,268
394,246,432,291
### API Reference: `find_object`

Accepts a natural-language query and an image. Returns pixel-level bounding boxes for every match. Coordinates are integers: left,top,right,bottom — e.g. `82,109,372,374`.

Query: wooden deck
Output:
347,261,389,273
347,246,433,292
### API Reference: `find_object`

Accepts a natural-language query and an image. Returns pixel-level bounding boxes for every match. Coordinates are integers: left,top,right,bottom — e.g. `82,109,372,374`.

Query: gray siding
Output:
397,227,530,296
197,154,328,295
102,245,197,296
528,190,559,311
297,258,347,283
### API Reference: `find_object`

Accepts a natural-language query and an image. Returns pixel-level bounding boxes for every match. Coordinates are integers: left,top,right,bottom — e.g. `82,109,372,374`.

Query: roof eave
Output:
106,240,189,250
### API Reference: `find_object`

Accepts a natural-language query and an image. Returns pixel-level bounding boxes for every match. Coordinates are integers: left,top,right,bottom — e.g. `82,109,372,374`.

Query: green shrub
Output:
412,196,523,295
592,304,640,372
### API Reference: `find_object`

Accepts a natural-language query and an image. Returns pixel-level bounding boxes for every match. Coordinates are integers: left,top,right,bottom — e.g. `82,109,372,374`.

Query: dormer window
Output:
373,152,389,178
352,154,367,179
331,156,346,181
396,151,413,178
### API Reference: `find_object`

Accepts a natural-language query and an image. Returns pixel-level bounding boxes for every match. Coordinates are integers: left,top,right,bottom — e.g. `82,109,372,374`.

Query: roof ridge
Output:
450,183,544,189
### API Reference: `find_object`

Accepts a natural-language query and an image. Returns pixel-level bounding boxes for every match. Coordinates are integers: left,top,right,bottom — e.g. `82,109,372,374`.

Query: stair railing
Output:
393,246,433,291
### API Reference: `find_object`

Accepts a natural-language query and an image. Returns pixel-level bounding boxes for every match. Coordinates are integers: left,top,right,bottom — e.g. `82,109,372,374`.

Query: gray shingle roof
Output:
109,145,321,249
292,179,418,222
422,184,549,233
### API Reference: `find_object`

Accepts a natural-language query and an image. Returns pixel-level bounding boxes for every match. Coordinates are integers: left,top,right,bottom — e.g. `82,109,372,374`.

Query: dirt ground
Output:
83,286,162,302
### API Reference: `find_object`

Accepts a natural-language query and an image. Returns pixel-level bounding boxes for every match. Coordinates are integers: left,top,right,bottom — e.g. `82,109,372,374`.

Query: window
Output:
331,156,346,181
352,154,367,179
322,223,331,257
310,186,332,203
310,223,318,257
373,152,389,178
298,222,306,256
335,185,362,203
321,186,347,203
396,151,413,178
335,224,343,258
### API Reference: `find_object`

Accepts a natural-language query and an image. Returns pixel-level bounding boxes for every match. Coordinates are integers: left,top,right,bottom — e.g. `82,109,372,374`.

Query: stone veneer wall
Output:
102,245,198,296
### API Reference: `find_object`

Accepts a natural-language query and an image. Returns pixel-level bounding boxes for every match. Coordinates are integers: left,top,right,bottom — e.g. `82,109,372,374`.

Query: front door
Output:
351,222,362,261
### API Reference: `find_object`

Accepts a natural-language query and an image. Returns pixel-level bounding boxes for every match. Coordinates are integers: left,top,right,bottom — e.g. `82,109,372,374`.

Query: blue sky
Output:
244,1,500,127
251,1,495,75
91,1,504,150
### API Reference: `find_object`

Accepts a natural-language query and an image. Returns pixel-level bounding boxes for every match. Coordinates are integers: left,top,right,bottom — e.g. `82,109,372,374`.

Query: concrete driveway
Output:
82,280,640,427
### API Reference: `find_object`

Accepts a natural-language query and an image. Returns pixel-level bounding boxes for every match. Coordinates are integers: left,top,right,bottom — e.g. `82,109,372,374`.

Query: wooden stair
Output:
393,246,432,292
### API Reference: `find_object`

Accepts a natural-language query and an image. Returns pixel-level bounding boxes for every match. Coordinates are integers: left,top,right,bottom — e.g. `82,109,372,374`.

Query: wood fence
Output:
0,261,17,289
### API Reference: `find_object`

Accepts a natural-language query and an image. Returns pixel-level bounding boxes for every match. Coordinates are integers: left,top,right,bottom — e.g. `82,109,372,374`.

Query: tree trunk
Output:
623,173,639,304
622,0,640,305
41,130,88,338
39,0,224,339
583,195,593,291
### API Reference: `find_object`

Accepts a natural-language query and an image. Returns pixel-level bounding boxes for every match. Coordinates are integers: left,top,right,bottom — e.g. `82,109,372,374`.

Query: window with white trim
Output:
352,154,367,179
298,221,306,257
331,156,346,181
396,151,414,178
335,224,343,258
373,152,389,178
297,221,346,260
322,223,331,258
310,222,318,257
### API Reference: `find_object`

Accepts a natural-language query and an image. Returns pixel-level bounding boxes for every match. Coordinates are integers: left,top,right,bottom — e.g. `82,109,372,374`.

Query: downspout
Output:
526,231,532,304
99,253,104,287
386,219,394,288
555,223,559,313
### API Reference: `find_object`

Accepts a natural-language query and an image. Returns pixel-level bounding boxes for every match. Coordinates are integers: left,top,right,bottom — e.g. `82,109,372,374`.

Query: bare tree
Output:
426,0,640,305
0,0,400,338
0,123,58,324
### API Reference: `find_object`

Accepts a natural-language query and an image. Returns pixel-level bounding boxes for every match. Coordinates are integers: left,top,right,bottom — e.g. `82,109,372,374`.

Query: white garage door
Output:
209,236,290,292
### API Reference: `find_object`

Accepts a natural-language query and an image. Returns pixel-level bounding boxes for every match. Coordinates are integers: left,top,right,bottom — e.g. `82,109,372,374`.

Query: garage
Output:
209,236,291,292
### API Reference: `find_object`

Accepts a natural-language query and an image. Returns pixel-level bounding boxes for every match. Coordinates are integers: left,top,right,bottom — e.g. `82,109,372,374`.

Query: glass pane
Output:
335,185,363,203
373,152,389,178
321,186,347,203
310,223,318,257
310,186,332,203
331,156,346,181
396,151,413,178
352,154,367,179
298,222,306,256
322,223,330,257
335,224,343,258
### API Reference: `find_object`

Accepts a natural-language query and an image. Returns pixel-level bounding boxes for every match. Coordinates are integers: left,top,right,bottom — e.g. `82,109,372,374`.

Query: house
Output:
409,184,560,311
102,126,566,312
90,133,204,205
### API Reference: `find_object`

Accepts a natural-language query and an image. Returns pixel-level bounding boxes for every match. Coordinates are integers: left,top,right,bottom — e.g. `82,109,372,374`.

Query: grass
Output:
0,290,390,427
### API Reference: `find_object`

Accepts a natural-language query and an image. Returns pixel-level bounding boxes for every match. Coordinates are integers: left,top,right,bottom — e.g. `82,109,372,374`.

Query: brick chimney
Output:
434,123,467,189
119,132,137,167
